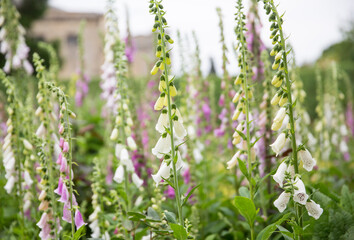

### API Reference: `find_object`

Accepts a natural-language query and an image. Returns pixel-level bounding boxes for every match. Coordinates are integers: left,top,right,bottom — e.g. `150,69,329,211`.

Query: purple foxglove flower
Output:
37,212,48,229
56,152,63,165
59,137,64,148
62,141,69,153
58,183,69,203
75,210,87,229
60,157,67,172
54,177,64,195
39,222,51,240
62,202,72,223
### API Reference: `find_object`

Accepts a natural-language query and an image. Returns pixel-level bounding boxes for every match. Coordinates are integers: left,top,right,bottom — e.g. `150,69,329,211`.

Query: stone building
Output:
30,7,154,79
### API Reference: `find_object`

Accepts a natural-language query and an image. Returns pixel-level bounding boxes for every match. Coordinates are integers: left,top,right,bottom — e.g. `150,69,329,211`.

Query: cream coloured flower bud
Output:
159,62,165,70
293,177,308,205
110,128,118,141
271,92,282,105
275,50,283,61
113,165,124,183
298,149,316,171
232,108,242,121
151,64,159,75
23,200,31,212
234,75,243,85
232,90,242,103
132,173,144,188
272,161,287,187
152,161,171,187
232,136,241,145
23,139,33,150
115,116,122,125
115,143,124,158
270,48,277,56
127,117,133,127
152,135,171,158
158,79,166,92
127,136,137,151
226,151,241,169
272,107,286,131
154,94,165,111
272,61,280,70
279,93,288,107
169,83,177,97
305,200,323,220
274,191,290,213
271,75,280,86
38,190,47,201
120,148,134,171
36,123,46,138
4,175,16,194
38,200,49,211
35,107,43,116
270,133,286,156
125,126,132,136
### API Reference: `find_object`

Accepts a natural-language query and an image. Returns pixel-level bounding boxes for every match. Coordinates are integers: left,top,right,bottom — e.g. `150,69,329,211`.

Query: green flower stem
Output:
154,0,184,226
270,1,302,237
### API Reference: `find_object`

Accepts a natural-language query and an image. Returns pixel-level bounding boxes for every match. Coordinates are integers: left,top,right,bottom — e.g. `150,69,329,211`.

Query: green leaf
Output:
73,225,86,240
161,176,175,189
234,196,257,226
169,223,188,240
256,212,291,240
135,227,149,240
182,184,201,206
250,136,262,148
235,129,247,141
128,211,146,221
147,207,160,221
277,225,293,240
237,158,248,179
165,211,177,224
238,186,250,198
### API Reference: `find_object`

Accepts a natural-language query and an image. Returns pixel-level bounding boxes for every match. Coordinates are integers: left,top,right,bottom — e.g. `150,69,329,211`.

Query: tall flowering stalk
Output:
262,0,323,238
230,1,257,239
148,0,188,227
0,0,33,74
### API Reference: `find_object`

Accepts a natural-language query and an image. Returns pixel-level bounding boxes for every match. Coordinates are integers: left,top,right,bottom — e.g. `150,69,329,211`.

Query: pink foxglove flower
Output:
305,200,323,220
298,149,316,172
54,177,64,195
274,191,290,212
62,141,69,153
293,177,308,205
75,210,87,229
62,202,72,223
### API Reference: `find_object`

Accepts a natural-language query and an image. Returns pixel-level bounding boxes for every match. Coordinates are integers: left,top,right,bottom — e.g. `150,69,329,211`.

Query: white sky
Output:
50,0,354,76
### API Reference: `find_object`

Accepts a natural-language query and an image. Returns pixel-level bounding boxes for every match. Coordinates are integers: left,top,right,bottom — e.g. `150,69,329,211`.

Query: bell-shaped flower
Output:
60,157,68,173
173,120,187,139
110,128,118,141
89,219,100,238
274,191,290,212
127,136,137,151
75,210,87,229
273,161,288,187
58,183,69,203
156,110,168,133
152,161,171,187
270,133,286,156
152,135,171,158
23,139,33,150
39,200,49,211
24,170,33,186
120,148,134,171
305,200,323,220
62,202,72,223
113,165,124,183
36,123,46,138
115,143,124,158
227,151,241,169
154,93,165,111
54,177,64,195
39,190,47,201
293,177,308,205
298,149,316,172
4,175,15,194
132,173,144,188
37,212,48,228
271,107,286,131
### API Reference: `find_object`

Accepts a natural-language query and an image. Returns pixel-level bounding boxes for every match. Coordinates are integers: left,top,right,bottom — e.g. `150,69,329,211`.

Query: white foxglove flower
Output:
36,123,46,138
271,107,286,131
193,148,203,164
293,177,308,205
274,191,290,212
132,173,144,188
152,135,171,158
127,136,137,151
173,120,187,139
305,200,323,220
23,139,33,150
120,148,134,171
24,170,33,186
273,161,287,187
113,165,124,183
4,175,16,193
152,161,170,187
227,151,241,169
270,133,286,156
110,128,118,141
115,143,124,158
339,140,348,153
298,149,316,172
89,219,100,238
156,110,168,133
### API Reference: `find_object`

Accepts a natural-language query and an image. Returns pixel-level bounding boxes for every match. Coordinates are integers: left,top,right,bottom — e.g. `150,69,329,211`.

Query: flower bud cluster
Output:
0,0,33,74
